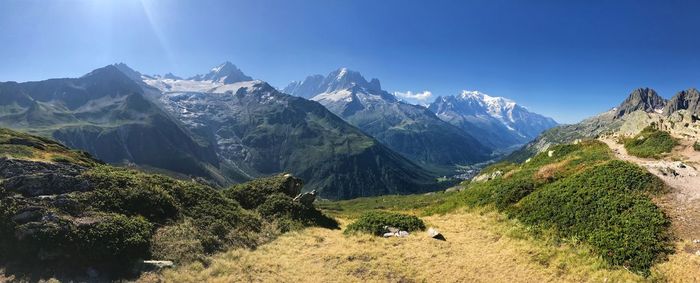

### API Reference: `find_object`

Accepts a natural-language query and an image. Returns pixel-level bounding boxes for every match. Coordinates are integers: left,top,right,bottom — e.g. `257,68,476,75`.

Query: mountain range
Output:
285,69,558,160
0,65,221,179
0,62,558,199
510,87,700,161
0,63,442,199
428,91,558,151
283,68,493,173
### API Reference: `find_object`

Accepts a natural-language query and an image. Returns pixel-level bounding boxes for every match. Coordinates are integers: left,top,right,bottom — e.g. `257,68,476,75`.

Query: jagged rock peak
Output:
614,88,666,118
162,72,182,80
189,61,252,84
282,67,382,98
662,88,700,116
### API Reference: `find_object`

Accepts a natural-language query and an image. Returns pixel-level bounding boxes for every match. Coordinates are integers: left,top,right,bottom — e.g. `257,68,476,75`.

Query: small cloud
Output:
393,90,433,101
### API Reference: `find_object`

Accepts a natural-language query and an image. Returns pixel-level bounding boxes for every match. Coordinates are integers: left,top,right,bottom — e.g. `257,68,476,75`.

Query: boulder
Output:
427,227,446,241
472,170,502,182
142,260,174,269
135,260,175,272
4,173,91,197
382,226,409,237
384,226,399,233
445,186,460,193
293,190,317,206
281,174,304,197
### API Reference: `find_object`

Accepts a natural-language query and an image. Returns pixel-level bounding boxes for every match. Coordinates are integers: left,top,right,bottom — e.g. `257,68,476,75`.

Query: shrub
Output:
150,220,207,264
6,212,153,269
257,193,339,231
344,211,425,236
694,141,700,151
224,174,302,209
624,127,677,158
81,185,180,224
512,161,671,274
75,213,154,265
459,140,671,274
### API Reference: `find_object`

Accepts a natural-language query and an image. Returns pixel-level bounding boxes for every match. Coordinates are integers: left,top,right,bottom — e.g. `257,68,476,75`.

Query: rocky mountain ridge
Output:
511,87,700,161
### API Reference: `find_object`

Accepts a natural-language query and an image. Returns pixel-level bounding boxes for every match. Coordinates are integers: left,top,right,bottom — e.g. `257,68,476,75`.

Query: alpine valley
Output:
0,62,558,199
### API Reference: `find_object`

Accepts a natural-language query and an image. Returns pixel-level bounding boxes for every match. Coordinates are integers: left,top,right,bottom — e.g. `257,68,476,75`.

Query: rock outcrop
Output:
663,88,700,116
615,88,666,118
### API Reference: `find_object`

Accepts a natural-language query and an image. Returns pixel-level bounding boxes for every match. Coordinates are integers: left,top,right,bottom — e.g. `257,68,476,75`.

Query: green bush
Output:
257,193,339,231
82,185,180,224
6,212,153,269
75,213,153,265
624,127,677,158
694,141,700,151
224,174,301,209
344,211,425,236
150,220,207,264
512,161,670,274
457,140,671,274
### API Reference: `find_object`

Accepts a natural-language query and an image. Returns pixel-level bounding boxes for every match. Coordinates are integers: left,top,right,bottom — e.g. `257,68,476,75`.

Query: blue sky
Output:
1,0,700,123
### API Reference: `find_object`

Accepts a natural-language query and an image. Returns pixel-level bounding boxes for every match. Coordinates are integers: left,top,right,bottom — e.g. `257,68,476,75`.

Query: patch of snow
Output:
312,90,353,102
210,80,261,94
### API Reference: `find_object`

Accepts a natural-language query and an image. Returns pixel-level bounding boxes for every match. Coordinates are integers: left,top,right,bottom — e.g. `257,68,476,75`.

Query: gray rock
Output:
663,88,700,116
444,186,460,193
11,207,43,223
281,174,304,197
142,260,175,269
427,227,446,241
4,173,91,197
384,226,399,233
293,190,316,206
615,88,666,118
472,170,502,182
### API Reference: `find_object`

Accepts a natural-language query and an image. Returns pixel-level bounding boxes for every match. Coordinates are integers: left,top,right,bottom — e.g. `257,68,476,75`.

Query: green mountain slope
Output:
0,127,336,279
0,65,222,182
158,81,438,199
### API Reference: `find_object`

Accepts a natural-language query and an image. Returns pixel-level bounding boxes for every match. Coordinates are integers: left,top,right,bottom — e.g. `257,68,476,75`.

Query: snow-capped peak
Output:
460,90,515,108
211,61,234,73
336,67,349,80
188,62,253,84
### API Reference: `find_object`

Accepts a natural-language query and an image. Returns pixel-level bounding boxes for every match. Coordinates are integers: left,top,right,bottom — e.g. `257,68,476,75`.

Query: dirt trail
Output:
600,138,700,240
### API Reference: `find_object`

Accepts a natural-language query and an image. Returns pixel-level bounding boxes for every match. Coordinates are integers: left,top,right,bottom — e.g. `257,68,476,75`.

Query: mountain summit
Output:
615,88,666,118
189,61,253,84
284,68,383,99
662,88,700,116
428,91,558,150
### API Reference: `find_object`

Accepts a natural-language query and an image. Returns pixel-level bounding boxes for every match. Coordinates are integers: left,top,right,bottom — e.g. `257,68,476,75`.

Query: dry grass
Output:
533,159,570,183
653,241,700,282
146,208,675,283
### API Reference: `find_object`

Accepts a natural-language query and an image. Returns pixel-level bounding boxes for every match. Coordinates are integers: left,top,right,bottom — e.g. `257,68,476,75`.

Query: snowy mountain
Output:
138,63,439,199
428,91,558,151
187,61,253,84
284,68,492,173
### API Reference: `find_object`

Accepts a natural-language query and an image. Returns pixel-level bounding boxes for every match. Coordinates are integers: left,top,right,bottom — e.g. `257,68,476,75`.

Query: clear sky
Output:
1,0,699,123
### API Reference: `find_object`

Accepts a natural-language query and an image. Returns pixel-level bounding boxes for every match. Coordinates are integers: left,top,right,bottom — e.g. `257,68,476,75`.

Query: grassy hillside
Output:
623,126,677,158
0,128,337,280
433,141,671,274
323,140,672,275
0,127,98,167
